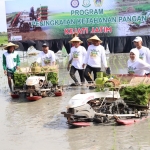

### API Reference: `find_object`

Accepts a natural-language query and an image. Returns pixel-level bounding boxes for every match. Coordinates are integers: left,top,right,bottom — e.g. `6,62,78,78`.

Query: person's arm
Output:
82,46,90,68
51,51,56,65
68,54,73,65
67,51,73,71
101,47,108,69
36,53,42,64
3,54,7,70
3,54,7,75
127,60,133,74
146,48,150,64
16,54,20,66
82,47,87,58
82,47,87,69
138,60,150,70
15,54,20,70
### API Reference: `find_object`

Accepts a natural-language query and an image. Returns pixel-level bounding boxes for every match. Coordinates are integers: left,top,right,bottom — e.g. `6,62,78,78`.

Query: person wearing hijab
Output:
127,49,150,76
3,42,20,93
67,36,87,86
133,36,150,63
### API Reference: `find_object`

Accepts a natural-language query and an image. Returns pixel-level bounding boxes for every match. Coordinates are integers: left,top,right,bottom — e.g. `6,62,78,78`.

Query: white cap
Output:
133,36,142,42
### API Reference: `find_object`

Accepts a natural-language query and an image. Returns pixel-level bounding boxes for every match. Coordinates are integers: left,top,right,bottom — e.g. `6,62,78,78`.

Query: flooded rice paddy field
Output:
0,50,150,150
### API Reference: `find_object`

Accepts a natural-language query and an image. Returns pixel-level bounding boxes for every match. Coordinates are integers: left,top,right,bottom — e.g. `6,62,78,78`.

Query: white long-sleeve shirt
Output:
84,44,107,68
127,59,150,76
69,46,87,69
36,50,55,66
136,46,150,64
132,46,150,73
3,51,20,72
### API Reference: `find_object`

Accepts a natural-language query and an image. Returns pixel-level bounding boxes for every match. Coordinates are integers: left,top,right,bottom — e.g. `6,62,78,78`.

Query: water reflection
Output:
1,50,150,150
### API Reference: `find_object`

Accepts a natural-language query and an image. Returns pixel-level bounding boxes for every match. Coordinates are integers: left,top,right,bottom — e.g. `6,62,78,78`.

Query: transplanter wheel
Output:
67,116,75,124
47,91,54,97
109,99,129,114
93,116,109,123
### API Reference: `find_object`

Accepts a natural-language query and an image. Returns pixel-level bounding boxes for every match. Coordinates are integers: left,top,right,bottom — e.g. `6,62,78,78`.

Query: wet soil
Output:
0,50,150,150
118,12,150,36
11,30,48,41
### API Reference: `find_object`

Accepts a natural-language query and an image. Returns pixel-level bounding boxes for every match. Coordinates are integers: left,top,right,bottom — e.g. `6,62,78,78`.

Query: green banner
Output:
5,0,150,41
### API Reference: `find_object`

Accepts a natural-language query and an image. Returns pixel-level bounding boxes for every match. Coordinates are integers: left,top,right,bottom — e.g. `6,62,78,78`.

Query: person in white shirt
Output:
82,35,107,89
132,36,150,74
127,49,150,76
36,43,55,66
3,42,20,93
67,36,87,86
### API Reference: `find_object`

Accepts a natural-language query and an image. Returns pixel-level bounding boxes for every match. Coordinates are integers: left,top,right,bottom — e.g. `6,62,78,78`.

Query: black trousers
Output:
70,66,85,83
7,71,14,79
84,65,101,83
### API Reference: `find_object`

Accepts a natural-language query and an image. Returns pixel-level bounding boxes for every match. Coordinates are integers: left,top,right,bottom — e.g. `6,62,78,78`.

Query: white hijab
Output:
129,48,139,62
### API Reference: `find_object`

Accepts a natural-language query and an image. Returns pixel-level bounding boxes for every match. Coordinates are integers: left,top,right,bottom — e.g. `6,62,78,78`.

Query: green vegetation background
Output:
0,32,8,45
48,10,117,39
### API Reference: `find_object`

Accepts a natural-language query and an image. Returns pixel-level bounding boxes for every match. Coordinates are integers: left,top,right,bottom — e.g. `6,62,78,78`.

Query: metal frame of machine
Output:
61,75,150,126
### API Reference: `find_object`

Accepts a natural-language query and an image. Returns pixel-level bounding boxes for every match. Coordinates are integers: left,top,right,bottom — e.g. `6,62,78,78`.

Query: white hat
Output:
87,35,103,43
133,36,142,42
69,36,83,43
4,42,19,50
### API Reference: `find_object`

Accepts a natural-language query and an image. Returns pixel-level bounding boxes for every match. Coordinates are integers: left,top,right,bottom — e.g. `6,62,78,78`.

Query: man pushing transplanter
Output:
36,43,56,66
83,35,108,89
2,42,20,94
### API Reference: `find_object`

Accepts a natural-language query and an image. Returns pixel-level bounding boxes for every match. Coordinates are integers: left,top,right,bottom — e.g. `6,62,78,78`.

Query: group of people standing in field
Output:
67,34,109,89
2,42,57,94
67,35,150,87
2,34,150,93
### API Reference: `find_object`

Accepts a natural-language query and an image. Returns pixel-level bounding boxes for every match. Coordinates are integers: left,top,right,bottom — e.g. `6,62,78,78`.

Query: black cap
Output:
42,43,48,47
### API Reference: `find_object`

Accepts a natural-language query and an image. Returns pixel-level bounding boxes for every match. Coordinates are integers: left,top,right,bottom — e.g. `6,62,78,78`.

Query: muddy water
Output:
0,50,150,150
